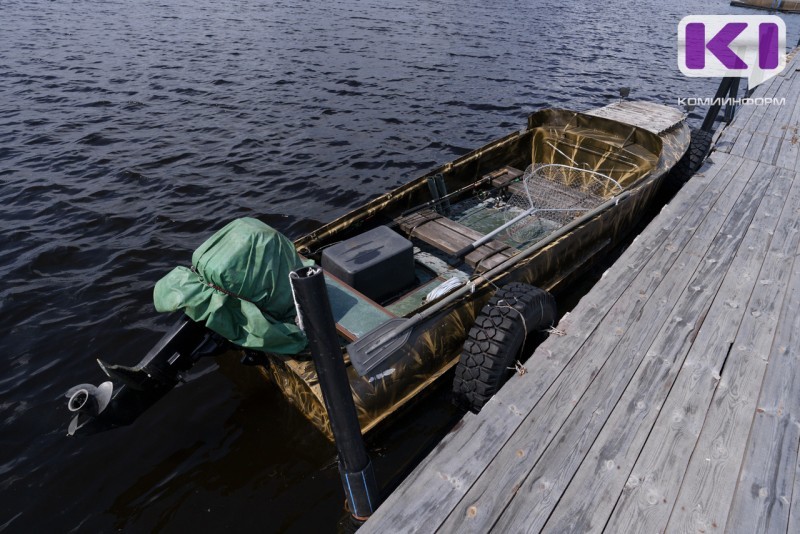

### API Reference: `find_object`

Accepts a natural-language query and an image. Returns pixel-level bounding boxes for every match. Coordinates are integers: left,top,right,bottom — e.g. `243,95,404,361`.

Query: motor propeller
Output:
65,381,114,436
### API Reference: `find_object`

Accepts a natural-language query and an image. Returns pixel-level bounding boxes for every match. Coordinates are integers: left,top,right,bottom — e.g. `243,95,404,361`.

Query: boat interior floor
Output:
393,162,594,274
393,165,528,273
324,157,631,338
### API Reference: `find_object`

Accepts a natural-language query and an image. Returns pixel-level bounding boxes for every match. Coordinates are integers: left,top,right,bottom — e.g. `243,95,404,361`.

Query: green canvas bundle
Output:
153,217,312,354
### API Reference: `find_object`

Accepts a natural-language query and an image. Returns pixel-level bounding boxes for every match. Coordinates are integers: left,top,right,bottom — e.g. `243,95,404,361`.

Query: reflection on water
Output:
1,0,798,530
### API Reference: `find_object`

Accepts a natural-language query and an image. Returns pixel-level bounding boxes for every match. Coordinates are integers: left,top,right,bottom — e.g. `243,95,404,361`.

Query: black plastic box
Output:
321,225,415,302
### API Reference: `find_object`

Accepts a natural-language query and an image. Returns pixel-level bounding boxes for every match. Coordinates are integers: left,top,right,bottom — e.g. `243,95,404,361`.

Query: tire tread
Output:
452,283,556,413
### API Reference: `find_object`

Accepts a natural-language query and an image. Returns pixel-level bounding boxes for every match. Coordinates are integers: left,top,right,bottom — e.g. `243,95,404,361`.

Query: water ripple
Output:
1,0,798,531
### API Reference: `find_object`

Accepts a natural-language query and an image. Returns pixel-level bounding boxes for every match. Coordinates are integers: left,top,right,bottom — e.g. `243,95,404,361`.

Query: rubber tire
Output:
452,283,557,413
663,128,713,194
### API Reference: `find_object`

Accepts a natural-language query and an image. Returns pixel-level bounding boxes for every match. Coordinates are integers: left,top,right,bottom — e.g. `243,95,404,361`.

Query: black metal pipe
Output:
724,78,740,124
289,266,379,520
434,173,452,215
701,76,736,132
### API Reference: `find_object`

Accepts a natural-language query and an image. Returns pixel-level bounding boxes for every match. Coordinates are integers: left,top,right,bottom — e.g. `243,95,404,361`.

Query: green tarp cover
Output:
153,217,312,354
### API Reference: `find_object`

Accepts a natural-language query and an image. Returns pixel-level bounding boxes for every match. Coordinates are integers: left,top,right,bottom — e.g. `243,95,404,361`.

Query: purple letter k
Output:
686,22,748,70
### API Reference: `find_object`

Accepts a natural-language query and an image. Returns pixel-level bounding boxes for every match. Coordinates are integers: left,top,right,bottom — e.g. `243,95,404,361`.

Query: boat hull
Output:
263,107,690,439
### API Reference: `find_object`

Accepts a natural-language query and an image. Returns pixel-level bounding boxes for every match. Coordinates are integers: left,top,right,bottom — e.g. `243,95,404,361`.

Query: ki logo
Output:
678,15,786,88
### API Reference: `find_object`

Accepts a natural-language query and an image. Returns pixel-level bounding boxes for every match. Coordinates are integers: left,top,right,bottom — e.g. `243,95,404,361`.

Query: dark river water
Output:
2,0,799,531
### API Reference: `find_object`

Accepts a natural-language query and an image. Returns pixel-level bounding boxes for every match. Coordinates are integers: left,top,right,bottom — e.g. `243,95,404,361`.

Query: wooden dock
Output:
363,52,800,533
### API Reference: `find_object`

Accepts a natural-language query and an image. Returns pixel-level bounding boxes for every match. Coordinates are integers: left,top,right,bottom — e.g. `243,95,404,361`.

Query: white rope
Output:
495,297,529,356
425,276,468,302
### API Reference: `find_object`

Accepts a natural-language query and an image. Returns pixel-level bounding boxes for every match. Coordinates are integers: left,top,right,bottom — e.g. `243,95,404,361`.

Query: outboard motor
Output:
64,217,309,436
64,316,229,436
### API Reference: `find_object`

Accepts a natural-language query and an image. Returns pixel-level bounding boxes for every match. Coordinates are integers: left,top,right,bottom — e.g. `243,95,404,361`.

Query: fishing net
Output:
502,163,623,245
451,193,509,236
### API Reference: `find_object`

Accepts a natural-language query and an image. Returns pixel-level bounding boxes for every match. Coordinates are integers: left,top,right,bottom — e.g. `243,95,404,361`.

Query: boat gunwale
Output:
296,107,675,256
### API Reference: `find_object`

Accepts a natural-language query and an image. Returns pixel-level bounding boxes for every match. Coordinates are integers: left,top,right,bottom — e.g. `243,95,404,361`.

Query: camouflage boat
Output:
64,102,690,440
730,0,800,13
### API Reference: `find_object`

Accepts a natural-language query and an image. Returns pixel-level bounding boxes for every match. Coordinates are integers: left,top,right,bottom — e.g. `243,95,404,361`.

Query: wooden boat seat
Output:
396,209,515,270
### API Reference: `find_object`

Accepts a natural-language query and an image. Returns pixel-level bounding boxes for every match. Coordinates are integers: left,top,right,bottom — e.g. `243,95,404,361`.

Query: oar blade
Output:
346,317,412,378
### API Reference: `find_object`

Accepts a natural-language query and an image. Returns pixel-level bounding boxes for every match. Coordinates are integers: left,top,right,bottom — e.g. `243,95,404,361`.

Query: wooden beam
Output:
396,209,514,269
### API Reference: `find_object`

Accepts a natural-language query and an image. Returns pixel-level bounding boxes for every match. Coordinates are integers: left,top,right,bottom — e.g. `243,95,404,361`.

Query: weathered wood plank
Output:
725,189,800,532
481,161,773,534
717,71,788,156
774,74,800,170
789,434,800,534
714,127,740,154
769,69,800,133
743,132,769,161
759,135,782,165
414,220,464,252
753,97,785,137
435,158,759,533
603,163,779,534
729,128,754,158
774,123,800,170
721,55,796,140
587,101,684,134
487,165,524,188
755,72,799,159
722,78,777,141
360,151,739,534
665,167,799,534
738,72,794,135
538,166,795,534
396,208,513,268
